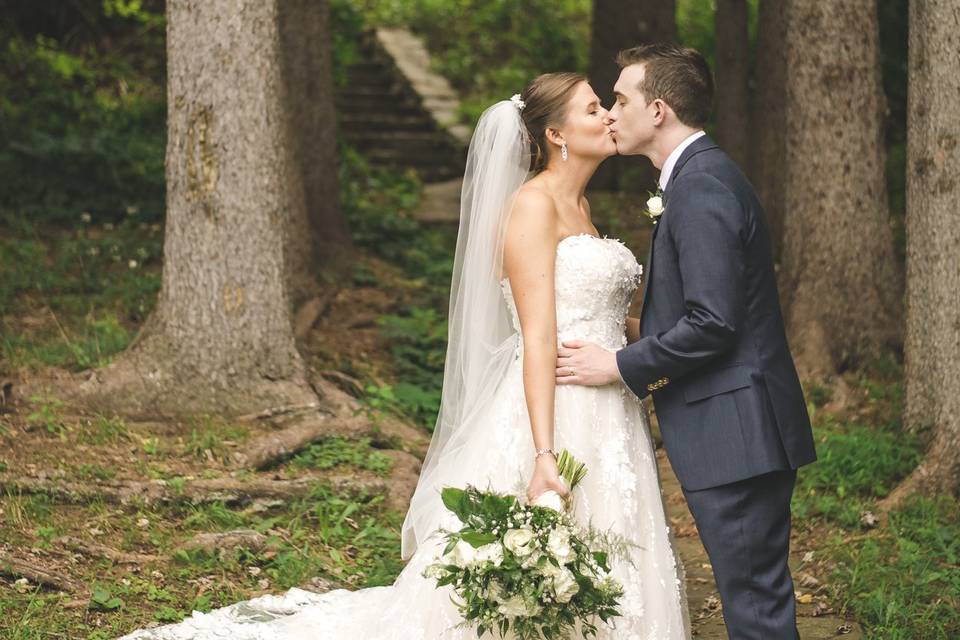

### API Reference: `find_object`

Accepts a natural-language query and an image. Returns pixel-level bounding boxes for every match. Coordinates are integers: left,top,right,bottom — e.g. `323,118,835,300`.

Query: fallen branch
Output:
0,551,86,593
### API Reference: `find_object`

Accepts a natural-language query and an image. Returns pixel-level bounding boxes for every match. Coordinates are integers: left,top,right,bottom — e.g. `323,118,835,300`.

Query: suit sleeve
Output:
616,171,745,398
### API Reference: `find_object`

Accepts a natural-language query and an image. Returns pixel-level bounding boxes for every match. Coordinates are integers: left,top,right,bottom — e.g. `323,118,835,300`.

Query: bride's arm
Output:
625,316,641,344
503,189,568,502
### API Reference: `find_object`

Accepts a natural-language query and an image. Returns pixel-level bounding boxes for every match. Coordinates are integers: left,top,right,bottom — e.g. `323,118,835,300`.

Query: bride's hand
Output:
526,454,569,504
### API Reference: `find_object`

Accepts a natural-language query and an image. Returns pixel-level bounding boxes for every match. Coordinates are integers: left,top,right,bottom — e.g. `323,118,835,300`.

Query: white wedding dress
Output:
120,233,691,640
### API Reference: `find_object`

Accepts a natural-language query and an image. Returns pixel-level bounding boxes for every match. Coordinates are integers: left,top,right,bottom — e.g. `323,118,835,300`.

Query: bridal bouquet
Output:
423,451,626,639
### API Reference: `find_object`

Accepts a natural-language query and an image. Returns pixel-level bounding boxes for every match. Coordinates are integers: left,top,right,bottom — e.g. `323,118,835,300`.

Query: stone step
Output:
361,147,464,169
337,83,412,98
338,113,440,132
341,129,461,146
334,27,468,183
335,93,424,112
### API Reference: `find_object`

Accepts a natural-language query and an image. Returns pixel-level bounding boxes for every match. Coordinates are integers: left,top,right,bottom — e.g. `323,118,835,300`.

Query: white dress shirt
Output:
658,130,706,191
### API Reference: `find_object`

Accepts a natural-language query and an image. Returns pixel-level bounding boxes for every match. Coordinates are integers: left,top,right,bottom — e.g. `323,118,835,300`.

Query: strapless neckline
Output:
499,233,622,284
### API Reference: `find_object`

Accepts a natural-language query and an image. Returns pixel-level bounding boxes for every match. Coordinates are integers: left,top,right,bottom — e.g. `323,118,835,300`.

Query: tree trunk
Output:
714,0,750,170
588,0,676,192
75,0,326,417
779,0,903,380
881,0,960,507
750,0,787,263
279,0,351,306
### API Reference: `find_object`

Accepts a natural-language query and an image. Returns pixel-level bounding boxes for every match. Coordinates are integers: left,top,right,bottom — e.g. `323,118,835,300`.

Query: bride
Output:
121,72,691,640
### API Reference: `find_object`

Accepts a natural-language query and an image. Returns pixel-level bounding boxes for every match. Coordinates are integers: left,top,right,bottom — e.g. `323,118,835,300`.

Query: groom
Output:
557,44,817,639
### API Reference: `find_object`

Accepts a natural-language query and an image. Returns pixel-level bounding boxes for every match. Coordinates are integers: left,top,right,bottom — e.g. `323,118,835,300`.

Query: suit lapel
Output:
638,135,719,329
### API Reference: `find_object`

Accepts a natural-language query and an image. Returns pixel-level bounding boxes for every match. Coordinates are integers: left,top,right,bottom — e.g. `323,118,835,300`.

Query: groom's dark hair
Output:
616,43,713,127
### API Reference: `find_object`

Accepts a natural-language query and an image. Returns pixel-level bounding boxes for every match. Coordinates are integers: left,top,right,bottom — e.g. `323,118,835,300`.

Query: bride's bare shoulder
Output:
510,182,557,225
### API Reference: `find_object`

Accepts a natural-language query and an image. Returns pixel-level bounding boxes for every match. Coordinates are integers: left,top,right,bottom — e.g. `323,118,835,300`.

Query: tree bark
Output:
714,0,750,170
278,0,352,305
750,0,787,263
779,0,903,380
75,0,326,417
881,0,960,507
588,0,676,192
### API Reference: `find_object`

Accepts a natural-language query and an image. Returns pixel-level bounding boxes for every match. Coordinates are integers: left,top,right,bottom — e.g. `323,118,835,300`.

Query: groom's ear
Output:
651,98,669,126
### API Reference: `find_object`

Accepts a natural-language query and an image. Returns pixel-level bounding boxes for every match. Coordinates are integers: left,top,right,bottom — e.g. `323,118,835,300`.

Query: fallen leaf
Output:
860,510,879,528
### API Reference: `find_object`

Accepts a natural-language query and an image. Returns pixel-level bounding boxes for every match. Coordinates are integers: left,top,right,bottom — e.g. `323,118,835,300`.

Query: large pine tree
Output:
749,0,788,262
882,0,960,506
778,0,903,380
588,0,676,191
77,0,345,417
714,0,749,170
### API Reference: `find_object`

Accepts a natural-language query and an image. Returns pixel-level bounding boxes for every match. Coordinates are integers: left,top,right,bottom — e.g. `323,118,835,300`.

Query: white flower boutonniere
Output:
644,188,665,224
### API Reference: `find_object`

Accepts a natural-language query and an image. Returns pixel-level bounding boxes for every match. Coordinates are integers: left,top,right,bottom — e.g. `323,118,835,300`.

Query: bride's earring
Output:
561,142,568,161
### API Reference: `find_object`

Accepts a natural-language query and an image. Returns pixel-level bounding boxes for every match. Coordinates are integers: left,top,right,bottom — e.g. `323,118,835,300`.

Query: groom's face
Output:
608,64,657,157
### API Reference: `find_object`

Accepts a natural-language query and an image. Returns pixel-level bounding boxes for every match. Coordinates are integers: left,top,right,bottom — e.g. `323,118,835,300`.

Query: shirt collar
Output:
658,130,706,191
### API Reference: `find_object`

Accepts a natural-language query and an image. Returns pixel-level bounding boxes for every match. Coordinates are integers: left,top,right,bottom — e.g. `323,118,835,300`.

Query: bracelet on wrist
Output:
535,447,556,460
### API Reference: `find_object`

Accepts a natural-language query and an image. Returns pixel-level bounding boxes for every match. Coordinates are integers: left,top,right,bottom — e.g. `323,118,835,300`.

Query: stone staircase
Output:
335,28,469,184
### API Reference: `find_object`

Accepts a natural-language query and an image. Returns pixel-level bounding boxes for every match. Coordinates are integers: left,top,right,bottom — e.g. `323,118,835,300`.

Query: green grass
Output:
0,482,404,638
824,497,960,639
289,436,394,477
0,215,162,372
793,366,960,639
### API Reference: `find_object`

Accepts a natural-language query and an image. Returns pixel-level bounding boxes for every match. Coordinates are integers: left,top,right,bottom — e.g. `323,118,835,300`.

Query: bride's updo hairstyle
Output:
519,72,587,173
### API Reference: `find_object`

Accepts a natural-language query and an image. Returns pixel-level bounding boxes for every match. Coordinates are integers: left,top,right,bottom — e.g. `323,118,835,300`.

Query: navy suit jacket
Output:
616,135,817,491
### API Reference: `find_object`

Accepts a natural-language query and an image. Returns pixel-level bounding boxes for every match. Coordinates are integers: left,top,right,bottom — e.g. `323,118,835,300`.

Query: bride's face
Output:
608,64,656,156
556,82,617,162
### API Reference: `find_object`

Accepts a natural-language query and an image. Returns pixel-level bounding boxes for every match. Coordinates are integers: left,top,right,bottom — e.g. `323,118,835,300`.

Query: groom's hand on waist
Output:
556,340,623,387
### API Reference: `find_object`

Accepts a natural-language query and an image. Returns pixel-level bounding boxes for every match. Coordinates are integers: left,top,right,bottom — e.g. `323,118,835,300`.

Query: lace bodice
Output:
500,233,643,350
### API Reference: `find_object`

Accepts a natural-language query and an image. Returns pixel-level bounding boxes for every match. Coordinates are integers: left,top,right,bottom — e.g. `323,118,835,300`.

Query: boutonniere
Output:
644,187,665,224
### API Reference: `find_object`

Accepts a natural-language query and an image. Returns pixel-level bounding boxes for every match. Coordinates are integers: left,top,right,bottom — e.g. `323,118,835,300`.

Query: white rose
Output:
503,528,536,557
497,595,530,619
646,195,664,216
552,567,580,603
532,490,564,512
485,579,506,602
445,539,477,568
472,542,504,568
539,560,563,579
546,527,575,564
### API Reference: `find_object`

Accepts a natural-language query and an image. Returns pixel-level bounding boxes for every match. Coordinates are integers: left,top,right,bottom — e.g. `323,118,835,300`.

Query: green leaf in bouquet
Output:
460,530,498,547
592,550,610,571
443,538,458,556
441,486,470,520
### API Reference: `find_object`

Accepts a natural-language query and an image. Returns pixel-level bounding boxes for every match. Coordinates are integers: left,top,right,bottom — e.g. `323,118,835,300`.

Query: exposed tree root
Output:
0,551,86,593
0,473,389,507
179,529,268,555
232,413,371,469
293,290,338,341
54,536,161,565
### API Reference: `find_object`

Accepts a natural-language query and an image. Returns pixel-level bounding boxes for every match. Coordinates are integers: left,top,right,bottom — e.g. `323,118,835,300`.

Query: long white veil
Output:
401,100,531,559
